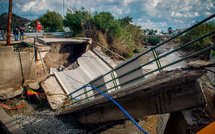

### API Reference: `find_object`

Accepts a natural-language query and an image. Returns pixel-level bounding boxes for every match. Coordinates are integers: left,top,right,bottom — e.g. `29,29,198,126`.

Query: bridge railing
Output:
24,32,73,37
66,13,215,106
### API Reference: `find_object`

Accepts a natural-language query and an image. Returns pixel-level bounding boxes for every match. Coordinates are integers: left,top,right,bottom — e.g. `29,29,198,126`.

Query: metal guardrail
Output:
24,32,72,37
67,13,215,106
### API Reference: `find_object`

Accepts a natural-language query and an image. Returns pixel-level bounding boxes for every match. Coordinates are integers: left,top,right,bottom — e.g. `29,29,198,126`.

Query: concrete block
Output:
41,76,66,110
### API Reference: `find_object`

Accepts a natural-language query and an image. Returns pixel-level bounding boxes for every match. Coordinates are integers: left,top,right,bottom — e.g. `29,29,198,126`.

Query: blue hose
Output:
89,85,148,134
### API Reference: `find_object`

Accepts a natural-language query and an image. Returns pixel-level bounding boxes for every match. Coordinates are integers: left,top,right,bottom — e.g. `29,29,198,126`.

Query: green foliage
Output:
119,16,133,24
147,36,160,46
168,27,173,35
109,20,123,38
213,51,215,56
1,26,7,30
142,29,157,35
179,21,215,51
63,8,92,35
126,51,133,59
63,7,145,59
133,48,140,53
93,12,114,32
30,19,37,28
39,11,63,32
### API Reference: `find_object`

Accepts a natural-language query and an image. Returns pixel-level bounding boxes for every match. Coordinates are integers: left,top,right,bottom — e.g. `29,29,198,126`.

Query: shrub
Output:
179,21,215,51
147,36,160,46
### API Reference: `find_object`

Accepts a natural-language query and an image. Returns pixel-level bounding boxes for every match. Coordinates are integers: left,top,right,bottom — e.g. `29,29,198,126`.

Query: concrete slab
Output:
0,106,25,134
60,69,207,123
78,50,112,79
41,76,67,110
37,38,87,44
54,67,92,99
54,49,114,100
115,57,145,88
50,68,58,75
92,46,117,68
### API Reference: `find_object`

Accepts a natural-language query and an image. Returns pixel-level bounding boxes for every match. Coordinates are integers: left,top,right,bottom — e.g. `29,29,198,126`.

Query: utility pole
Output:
63,0,64,19
7,0,13,46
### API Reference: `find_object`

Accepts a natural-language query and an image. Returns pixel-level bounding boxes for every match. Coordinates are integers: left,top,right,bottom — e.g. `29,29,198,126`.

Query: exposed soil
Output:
44,42,87,68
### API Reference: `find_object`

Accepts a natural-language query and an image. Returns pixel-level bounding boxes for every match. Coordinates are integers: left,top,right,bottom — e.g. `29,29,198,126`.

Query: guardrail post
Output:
110,71,118,90
83,87,89,101
152,48,163,72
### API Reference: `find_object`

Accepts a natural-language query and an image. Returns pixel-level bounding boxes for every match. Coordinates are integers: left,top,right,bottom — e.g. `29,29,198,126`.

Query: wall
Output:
0,46,36,89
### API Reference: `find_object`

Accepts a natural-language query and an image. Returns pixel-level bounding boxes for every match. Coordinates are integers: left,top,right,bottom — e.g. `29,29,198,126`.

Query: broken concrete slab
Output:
54,67,92,98
27,81,40,90
59,69,207,123
0,86,23,100
50,68,58,75
0,106,25,134
188,60,211,68
77,50,112,79
37,38,91,45
206,56,215,84
54,49,114,100
41,76,67,110
92,46,117,68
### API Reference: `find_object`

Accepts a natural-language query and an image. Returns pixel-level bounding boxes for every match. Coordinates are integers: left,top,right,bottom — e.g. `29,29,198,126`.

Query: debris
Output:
188,60,211,68
0,102,24,109
27,82,40,90
0,86,23,100
41,76,67,110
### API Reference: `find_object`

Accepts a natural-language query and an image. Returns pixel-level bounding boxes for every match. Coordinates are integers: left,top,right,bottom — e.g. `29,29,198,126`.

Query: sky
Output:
0,0,214,32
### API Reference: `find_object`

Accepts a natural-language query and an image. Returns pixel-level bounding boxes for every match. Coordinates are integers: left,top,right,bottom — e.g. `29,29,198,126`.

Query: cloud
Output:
137,19,168,30
0,0,214,30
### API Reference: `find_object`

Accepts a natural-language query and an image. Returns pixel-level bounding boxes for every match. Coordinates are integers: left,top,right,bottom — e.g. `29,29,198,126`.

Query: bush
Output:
133,48,140,53
179,21,215,51
63,7,146,59
147,36,160,46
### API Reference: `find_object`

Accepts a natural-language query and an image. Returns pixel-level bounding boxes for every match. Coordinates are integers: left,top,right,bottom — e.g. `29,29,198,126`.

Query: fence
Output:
68,13,215,105
24,32,72,37
63,14,215,106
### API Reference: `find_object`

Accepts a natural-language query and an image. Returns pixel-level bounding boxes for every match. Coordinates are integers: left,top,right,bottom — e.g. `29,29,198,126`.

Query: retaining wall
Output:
0,46,36,89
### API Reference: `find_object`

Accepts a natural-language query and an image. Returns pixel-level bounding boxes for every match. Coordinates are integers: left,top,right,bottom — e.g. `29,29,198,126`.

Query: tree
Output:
119,16,133,24
30,19,37,28
63,8,92,35
93,12,114,32
39,11,63,32
168,27,173,35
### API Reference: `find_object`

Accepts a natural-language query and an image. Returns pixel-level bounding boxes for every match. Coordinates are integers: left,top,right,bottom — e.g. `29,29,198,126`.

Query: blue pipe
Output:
89,85,148,134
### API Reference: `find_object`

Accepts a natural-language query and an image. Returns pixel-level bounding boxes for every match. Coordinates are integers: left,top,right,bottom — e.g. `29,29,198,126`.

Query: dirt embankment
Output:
158,35,180,45
44,42,87,68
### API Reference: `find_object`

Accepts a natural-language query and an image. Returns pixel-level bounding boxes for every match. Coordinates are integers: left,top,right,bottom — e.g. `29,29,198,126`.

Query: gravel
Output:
11,108,86,134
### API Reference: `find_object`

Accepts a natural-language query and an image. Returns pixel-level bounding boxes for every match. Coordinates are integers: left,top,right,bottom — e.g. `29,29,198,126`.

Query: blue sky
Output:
0,0,214,31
